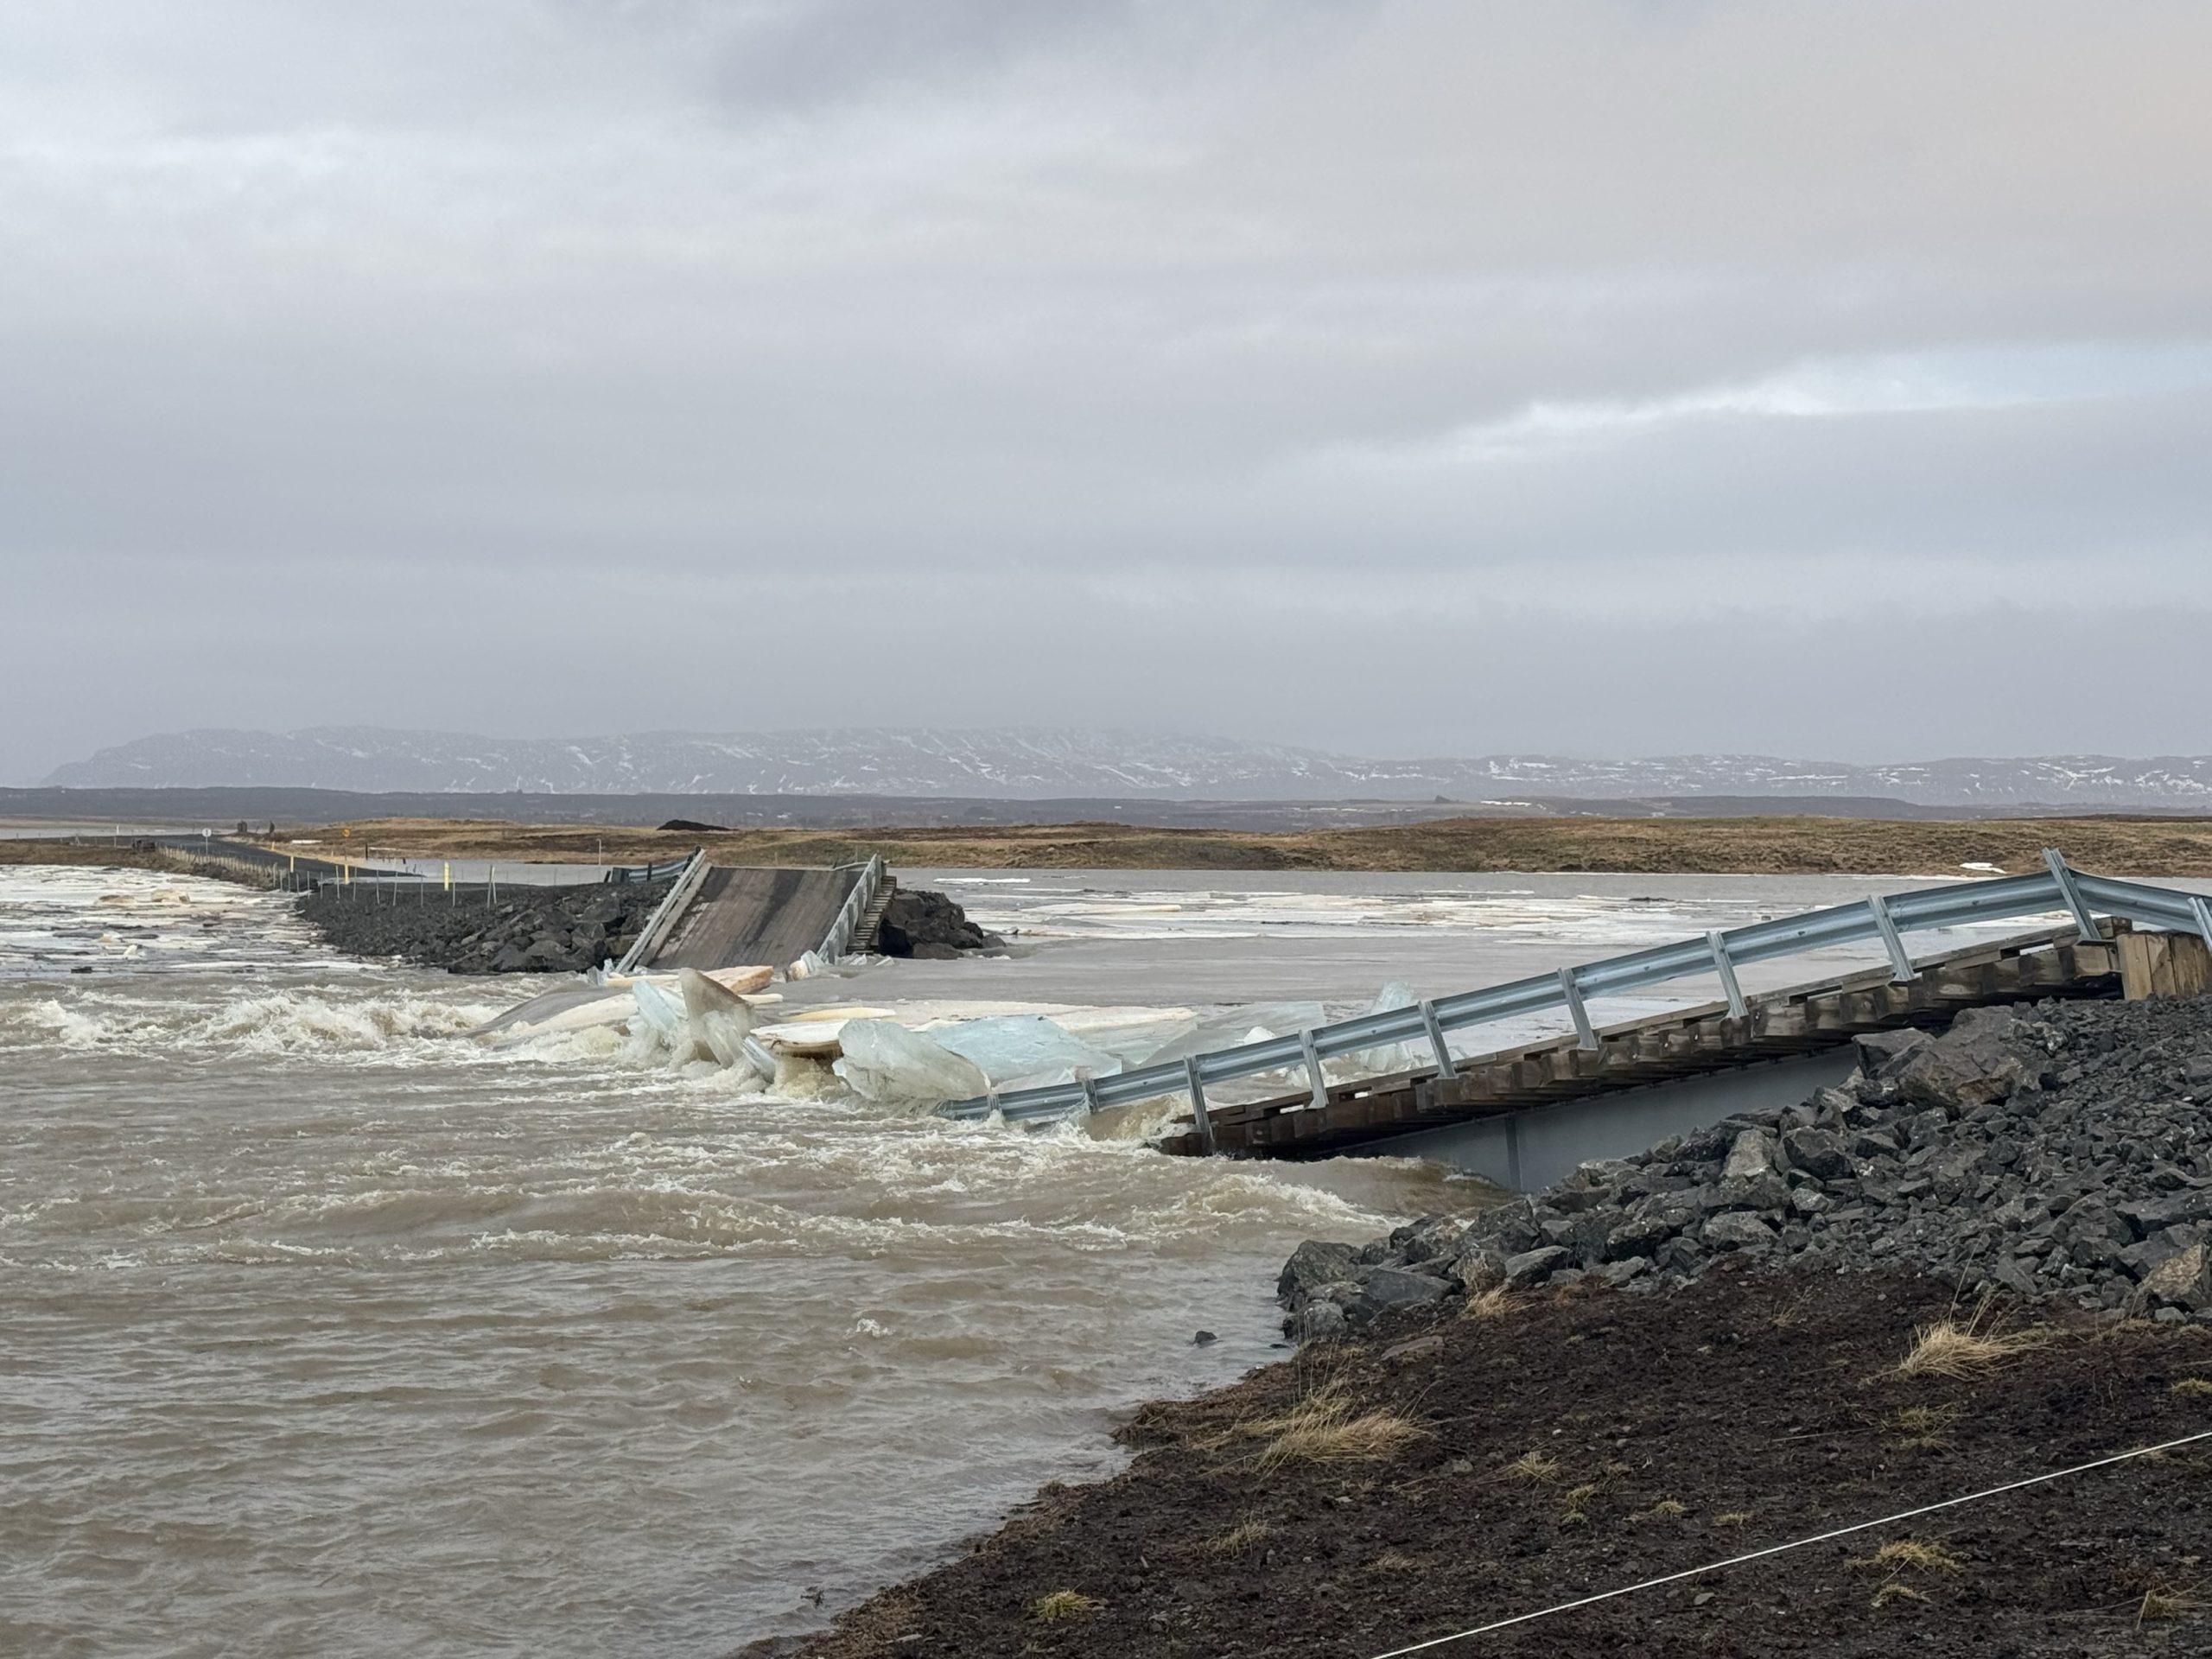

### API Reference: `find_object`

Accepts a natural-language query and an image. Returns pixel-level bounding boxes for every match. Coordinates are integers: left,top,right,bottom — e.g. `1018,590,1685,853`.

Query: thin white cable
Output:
1368,1427,2212,1659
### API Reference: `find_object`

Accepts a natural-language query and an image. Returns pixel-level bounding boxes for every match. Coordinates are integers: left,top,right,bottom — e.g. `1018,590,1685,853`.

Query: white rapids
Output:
3,859,2058,1656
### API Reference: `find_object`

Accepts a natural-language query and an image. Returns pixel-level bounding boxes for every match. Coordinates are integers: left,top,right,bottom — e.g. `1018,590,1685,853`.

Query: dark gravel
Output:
764,1268,2212,1658
1282,994,2212,1340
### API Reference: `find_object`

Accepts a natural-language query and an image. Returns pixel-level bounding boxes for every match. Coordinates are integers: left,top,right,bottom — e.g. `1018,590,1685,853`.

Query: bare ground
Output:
752,1268,2212,1659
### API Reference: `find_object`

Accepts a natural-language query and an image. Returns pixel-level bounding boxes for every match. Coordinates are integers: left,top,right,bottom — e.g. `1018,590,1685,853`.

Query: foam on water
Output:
13,860,2002,1656
2,866,1464,1656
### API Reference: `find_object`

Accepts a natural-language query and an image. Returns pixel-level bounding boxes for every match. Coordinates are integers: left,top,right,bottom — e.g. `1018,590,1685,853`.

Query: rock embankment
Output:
1281,993,2212,1342
876,888,1004,958
298,879,671,975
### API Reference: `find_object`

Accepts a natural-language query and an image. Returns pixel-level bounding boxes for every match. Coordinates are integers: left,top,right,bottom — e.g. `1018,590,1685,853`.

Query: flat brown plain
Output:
258,814,2212,875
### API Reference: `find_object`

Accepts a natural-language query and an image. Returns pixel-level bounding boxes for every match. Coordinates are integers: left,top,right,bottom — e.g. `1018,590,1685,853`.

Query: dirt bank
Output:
761,1267,2212,1658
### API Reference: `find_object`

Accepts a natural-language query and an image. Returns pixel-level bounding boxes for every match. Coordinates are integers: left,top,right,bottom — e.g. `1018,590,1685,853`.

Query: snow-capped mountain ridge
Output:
41,727,2212,807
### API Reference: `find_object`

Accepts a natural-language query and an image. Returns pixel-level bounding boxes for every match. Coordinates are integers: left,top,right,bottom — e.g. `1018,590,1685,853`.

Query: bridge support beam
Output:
1344,1048,1860,1192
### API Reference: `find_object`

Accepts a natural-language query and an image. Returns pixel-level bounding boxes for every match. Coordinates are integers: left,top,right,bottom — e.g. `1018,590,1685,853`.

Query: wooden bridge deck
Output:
645,865,864,971
1154,925,2125,1160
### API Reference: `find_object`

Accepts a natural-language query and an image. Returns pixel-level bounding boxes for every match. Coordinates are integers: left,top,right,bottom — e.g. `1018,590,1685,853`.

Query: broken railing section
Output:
936,851,2212,1132
817,855,888,963
611,849,709,976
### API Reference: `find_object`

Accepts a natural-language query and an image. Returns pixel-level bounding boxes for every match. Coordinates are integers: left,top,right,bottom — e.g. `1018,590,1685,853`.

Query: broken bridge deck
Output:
642,864,869,972
1154,925,2126,1160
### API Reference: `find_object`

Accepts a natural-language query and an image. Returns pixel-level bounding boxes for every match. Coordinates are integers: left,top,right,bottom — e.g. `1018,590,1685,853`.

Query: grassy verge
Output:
270,813,2212,875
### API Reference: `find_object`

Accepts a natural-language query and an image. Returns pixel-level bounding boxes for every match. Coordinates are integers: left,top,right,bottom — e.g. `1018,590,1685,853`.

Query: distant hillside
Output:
41,725,2212,809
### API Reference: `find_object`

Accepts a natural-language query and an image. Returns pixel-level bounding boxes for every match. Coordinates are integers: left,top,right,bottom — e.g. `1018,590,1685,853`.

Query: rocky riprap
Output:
297,879,671,975
1281,993,2212,1342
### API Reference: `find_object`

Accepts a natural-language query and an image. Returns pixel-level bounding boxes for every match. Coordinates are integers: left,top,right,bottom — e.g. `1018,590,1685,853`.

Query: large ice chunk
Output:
927,1014,1122,1094
833,1019,990,1103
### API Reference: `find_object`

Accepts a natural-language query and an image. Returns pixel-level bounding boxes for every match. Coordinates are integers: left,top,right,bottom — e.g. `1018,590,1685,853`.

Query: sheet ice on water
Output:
836,1014,1125,1103
830,984,1422,1110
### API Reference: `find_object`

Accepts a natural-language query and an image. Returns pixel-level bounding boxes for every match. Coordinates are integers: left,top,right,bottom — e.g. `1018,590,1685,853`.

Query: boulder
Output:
2133,1239,2212,1313
1288,1301,1349,1343
1355,1266,1453,1312
1722,1129,1782,1181
1781,1127,1853,1182
1277,1239,1358,1300
1715,1171,1792,1214
1451,1240,1510,1293
2118,1192,2212,1239
1890,1007,2049,1109
2120,1224,2201,1281
1503,1246,1571,1288
877,889,1004,957
1702,1212,1779,1253
1855,1028,1931,1075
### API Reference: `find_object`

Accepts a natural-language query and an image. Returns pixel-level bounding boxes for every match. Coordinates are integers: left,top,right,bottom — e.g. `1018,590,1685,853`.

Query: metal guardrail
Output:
939,851,2212,1131
612,849,709,975
817,855,888,962
605,855,696,885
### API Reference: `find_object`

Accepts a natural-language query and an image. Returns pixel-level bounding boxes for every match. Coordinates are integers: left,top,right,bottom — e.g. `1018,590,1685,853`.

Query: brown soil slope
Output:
315,815,2212,875
762,1269,2212,1659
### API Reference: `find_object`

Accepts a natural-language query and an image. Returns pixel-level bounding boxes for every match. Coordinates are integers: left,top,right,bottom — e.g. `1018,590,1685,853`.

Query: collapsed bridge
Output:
614,852,890,976
938,852,2212,1186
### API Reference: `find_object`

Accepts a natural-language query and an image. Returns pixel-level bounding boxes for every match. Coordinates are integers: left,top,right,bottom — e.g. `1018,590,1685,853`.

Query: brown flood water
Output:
5,861,2080,1654
0,868,1462,1656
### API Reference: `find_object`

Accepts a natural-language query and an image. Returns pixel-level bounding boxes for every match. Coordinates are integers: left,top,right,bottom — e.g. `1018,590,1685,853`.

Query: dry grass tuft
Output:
1853,1539,1963,1576
1563,1483,1599,1508
1558,1509,1588,1529
1502,1450,1562,1483
1028,1590,1103,1623
1200,1519,1273,1555
1243,1388,1424,1471
1647,1498,1688,1519
1715,1511,1751,1528
1368,1551,1423,1574
2138,1581,2208,1624
1461,1286,1521,1322
2170,1377,2212,1398
1871,1582,1929,1610
1891,1305,2050,1381
1885,1402,1960,1450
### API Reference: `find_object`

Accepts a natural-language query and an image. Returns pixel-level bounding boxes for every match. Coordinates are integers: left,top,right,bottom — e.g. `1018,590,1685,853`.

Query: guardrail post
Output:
1556,966,1599,1050
1298,1029,1329,1108
1866,893,1915,982
2194,896,2212,954
1079,1073,1103,1115
1417,999,1456,1080
2042,849,2106,942
1184,1058,1215,1154
1707,930,1747,1019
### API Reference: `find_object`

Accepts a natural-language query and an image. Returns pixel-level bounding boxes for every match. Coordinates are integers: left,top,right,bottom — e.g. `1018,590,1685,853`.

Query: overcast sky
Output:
6,1,2210,783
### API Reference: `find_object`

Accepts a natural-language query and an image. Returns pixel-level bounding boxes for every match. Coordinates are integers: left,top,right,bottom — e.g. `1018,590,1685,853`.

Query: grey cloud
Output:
2,1,2208,782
